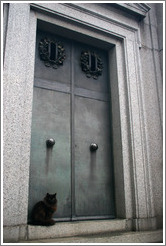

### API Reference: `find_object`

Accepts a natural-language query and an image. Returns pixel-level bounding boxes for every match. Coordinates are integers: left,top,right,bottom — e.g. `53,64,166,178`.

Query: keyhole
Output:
49,42,57,61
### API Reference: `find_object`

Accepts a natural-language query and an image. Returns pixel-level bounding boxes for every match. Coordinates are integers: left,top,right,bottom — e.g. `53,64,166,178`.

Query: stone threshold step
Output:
27,219,130,240
18,230,163,244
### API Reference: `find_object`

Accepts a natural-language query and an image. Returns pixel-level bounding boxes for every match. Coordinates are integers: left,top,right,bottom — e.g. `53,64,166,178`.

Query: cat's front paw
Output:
49,219,56,226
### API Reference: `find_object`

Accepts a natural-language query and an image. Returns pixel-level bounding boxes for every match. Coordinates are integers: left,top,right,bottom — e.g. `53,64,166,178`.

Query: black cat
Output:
31,193,57,226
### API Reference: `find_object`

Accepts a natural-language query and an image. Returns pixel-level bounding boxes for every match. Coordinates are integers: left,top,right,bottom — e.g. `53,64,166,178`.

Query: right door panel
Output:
74,41,115,219
74,96,115,218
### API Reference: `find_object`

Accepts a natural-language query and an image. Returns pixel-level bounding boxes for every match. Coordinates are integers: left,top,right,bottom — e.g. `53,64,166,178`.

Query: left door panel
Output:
28,87,71,220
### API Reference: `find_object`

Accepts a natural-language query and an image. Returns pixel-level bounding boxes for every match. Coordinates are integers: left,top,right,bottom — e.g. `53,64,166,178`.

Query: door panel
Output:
28,88,71,219
75,96,114,217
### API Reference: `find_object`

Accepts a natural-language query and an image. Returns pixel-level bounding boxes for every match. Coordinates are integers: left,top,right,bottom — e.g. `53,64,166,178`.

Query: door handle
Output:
46,138,55,148
90,143,98,152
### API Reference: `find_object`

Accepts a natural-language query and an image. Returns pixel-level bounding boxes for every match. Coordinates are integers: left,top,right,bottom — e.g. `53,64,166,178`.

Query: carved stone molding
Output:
80,50,103,79
112,3,151,19
38,38,66,69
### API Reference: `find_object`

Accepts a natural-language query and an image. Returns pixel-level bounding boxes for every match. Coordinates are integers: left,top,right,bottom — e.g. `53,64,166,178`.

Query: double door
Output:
28,30,115,221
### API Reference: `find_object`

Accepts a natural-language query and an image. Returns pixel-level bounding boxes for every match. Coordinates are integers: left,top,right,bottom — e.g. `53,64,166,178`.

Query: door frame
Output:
27,3,156,229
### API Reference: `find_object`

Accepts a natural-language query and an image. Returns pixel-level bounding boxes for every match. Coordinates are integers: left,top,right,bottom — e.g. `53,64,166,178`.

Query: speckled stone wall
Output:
3,3,36,226
139,3,163,228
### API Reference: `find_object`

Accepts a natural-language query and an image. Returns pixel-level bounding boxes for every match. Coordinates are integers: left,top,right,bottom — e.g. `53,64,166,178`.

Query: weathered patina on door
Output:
28,30,115,221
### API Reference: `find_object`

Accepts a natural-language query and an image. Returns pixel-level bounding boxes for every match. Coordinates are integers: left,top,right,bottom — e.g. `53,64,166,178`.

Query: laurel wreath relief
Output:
80,51,103,79
38,38,66,69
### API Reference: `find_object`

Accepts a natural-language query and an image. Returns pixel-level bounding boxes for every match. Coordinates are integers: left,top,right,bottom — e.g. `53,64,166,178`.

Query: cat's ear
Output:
54,193,57,196
46,193,49,196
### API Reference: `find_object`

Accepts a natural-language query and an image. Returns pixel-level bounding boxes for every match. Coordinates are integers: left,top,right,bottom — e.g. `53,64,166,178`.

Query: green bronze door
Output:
28,30,115,222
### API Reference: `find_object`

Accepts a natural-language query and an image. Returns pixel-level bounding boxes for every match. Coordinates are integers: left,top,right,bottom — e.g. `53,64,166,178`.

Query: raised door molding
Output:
112,3,151,19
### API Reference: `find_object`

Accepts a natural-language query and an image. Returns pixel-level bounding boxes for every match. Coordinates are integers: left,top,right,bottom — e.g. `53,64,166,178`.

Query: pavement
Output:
16,230,163,244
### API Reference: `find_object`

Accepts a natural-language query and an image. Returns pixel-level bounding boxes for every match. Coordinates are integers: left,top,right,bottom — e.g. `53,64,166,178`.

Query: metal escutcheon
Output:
90,143,98,152
46,138,55,148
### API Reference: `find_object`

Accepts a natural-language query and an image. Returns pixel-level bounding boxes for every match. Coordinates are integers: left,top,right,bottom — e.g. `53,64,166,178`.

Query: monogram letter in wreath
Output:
39,38,66,69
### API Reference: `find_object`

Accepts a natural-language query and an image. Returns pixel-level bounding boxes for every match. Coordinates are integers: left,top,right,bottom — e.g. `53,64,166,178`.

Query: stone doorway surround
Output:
3,3,162,242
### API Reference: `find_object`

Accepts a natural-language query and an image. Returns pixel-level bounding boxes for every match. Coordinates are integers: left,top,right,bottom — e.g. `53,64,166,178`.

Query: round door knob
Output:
46,138,55,148
90,143,98,152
